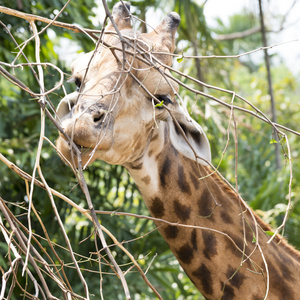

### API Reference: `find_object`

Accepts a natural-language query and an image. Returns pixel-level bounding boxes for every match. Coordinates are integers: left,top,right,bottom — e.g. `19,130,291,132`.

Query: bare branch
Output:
0,5,100,35
215,26,262,41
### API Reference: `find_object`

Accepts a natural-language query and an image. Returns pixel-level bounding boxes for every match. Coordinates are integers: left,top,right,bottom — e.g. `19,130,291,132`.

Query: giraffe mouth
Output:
58,132,93,155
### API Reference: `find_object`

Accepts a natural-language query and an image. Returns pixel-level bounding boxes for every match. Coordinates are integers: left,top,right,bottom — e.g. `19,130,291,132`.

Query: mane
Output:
206,167,300,263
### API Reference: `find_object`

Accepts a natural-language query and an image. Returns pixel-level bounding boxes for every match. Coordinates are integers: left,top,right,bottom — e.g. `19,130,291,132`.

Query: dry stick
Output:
2,4,297,60
0,152,163,300
124,69,267,270
1,4,299,138
22,19,45,278
127,54,273,273
3,211,73,300
1,8,299,138
124,38,296,242
5,18,89,297
111,33,292,282
267,132,293,243
3,227,45,300
90,38,300,137
0,198,54,299
19,0,73,48
93,210,258,261
0,62,65,97
153,38,299,59
67,42,133,300
37,167,91,299
52,13,134,298
69,3,138,299
0,6,100,35
1,195,87,299
24,182,73,299
0,218,23,299
231,100,270,299
1,13,129,298
0,155,261,297
110,38,300,137
0,3,297,292
76,163,132,300
154,60,295,239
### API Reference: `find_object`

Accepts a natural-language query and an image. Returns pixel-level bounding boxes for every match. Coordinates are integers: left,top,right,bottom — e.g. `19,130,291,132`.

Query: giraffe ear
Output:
106,1,131,31
149,12,180,54
167,106,211,166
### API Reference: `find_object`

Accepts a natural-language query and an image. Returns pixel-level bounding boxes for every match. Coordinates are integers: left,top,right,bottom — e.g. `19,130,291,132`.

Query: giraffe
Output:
56,2,300,299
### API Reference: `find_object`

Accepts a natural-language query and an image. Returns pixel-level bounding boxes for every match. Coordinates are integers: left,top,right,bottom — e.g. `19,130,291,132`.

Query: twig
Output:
22,19,45,278
0,6,101,35
0,152,162,299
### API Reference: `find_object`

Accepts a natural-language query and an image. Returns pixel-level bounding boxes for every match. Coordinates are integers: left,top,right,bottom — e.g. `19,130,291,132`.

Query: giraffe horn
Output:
152,12,181,53
107,1,131,31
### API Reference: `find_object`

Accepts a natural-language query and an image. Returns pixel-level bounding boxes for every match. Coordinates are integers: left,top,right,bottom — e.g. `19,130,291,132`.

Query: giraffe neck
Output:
125,122,300,299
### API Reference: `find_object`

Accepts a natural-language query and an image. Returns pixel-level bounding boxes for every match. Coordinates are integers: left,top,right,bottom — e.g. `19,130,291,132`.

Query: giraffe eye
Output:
74,78,82,91
154,95,172,109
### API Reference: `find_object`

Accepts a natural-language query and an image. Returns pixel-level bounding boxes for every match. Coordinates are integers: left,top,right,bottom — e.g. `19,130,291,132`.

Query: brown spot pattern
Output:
164,225,179,239
148,149,153,157
191,229,197,251
176,243,194,265
202,230,218,260
141,175,151,185
269,251,295,282
177,165,191,195
221,283,235,300
192,264,213,296
159,156,171,188
268,261,295,300
226,267,246,288
197,189,215,219
223,233,244,258
174,200,191,222
149,197,165,218
220,209,233,224
189,172,200,190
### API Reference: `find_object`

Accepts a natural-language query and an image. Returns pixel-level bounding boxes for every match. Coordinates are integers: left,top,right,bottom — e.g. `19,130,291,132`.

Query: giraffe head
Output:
56,2,211,167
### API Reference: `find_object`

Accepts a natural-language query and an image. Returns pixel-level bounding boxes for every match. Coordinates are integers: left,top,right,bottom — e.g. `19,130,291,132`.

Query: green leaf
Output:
270,139,278,144
155,100,164,107
265,231,274,236
177,57,184,63
252,234,257,243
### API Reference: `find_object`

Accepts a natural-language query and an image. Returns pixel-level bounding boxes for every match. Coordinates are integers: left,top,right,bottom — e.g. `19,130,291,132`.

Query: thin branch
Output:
0,151,162,299
215,26,262,41
0,5,100,35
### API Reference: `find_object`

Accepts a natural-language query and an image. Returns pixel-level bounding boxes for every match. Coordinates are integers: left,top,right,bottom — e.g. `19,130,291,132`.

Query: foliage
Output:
0,0,299,299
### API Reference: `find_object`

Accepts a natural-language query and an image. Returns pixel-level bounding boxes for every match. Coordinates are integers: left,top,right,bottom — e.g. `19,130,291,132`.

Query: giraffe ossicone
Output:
56,2,300,298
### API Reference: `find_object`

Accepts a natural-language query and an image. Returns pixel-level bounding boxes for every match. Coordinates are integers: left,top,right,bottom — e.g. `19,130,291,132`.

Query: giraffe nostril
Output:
93,115,102,123
93,112,105,124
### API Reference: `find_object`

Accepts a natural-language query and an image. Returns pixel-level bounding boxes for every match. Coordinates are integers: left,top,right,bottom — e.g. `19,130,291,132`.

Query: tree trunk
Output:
191,41,204,92
258,0,281,169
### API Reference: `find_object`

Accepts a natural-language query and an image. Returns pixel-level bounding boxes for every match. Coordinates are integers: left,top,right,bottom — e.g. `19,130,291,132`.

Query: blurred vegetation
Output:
0,0,299,299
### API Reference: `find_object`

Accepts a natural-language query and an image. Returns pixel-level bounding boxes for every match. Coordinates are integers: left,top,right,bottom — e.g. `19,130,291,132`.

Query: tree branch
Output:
0,6,100,35
215,26,261,41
